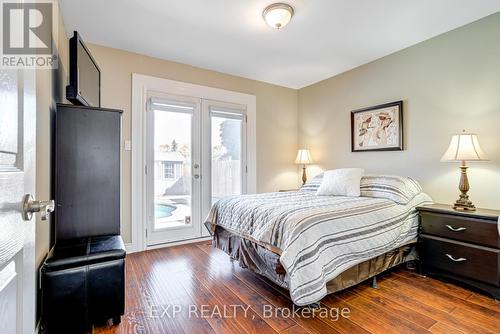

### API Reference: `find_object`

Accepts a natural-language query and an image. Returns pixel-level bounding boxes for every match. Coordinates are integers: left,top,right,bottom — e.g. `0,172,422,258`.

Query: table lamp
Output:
441,130,489,211
295,149,313,185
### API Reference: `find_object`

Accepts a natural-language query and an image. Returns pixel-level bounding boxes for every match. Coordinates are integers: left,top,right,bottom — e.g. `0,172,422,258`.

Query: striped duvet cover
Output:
206,190,432,306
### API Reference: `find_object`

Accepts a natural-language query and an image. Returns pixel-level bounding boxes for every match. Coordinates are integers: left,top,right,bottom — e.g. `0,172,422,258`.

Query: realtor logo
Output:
1,0,58,68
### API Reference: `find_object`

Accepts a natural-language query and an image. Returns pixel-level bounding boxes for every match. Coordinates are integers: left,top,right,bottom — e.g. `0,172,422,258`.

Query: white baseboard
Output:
124,242,137,253
146,237,211,251
125,236,211,254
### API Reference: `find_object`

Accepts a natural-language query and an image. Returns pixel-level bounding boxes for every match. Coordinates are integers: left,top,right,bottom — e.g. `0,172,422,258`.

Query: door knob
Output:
22,194,55,221
194,174,200,179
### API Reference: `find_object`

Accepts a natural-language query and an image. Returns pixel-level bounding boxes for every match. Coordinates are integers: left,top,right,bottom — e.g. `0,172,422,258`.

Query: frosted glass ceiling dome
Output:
262,3,294,30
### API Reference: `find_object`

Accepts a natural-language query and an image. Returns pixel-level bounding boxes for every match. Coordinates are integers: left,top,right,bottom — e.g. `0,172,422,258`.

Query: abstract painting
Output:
351,101,403,152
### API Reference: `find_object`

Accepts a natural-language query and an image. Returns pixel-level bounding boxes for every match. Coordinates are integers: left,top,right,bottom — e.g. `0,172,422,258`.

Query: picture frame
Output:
351,100,403,152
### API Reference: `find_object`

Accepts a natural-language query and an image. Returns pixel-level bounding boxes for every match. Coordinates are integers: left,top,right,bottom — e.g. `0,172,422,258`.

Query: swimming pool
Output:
155,204,176,218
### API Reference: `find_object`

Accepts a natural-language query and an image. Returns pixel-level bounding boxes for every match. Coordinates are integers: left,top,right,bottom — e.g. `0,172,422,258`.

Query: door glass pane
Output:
0,70,19,168
211,116,242,204
154,109,192,229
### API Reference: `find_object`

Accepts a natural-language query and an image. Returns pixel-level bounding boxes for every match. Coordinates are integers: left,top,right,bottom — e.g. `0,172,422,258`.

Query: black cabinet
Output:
417,204,500,299
55,103,122,241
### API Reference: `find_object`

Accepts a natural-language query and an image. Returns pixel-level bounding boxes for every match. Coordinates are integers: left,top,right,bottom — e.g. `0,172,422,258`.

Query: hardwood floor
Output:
94,242,500,334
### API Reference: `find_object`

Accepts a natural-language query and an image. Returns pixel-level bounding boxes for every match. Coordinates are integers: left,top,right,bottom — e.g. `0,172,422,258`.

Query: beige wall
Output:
36,10,500,262
36,36,298,254
84,44,299,243
35,10,69,266
298,13,500,209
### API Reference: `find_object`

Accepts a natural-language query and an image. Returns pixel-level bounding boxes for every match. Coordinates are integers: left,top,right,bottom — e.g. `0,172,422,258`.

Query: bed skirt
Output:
212,225,418,295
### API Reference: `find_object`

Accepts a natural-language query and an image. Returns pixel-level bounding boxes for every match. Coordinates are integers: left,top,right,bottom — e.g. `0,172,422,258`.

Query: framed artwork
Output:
351,101,403,152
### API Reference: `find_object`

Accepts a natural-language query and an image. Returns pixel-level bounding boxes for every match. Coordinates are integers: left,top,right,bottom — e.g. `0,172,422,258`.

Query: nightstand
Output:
417,204,500,299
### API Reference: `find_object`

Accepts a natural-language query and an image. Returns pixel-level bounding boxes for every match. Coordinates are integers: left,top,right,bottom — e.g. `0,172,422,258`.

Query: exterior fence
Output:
212,160,241,199
154,160,241,199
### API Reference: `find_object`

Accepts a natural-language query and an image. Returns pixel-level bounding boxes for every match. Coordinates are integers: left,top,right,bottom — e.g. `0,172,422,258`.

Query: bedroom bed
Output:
205,174,432,306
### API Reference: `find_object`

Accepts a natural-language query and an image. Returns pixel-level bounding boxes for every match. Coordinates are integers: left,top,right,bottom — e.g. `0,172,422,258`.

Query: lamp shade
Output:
441,131,489,162
295,149,313,164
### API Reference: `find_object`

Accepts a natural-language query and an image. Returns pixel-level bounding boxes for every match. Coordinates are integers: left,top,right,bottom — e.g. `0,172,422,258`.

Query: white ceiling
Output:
59,0,500,89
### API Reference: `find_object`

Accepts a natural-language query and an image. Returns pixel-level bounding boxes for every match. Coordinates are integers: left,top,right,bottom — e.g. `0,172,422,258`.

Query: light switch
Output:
124,140,132,151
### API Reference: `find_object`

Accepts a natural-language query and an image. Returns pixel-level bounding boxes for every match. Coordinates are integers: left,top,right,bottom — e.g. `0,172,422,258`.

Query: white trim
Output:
131,74,256,252
131,76,147,252
146,236,212,250
124,243,137,253
125,237,209,253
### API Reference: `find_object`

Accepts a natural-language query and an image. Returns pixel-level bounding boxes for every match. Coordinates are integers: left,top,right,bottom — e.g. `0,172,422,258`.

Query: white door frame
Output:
131,74,256,252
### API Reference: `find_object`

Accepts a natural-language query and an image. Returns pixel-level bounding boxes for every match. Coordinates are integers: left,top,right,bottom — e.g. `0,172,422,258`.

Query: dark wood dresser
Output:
417,204,500,299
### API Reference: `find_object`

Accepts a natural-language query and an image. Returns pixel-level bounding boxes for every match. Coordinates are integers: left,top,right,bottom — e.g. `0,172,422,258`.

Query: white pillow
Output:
316,168,365,197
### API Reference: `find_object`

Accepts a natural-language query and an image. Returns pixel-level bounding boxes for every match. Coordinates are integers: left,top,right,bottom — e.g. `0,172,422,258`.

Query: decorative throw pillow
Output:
299,173,324,192
360,175,423,204
316,168,365,197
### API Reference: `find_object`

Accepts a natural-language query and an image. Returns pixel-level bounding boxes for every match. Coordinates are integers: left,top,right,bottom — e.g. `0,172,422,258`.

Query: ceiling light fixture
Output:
262,3,294,30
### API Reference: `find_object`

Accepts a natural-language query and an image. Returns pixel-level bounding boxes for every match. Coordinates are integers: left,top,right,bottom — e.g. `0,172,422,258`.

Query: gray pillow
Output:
300,173,423,205
360,174,423,204
299,173,324,192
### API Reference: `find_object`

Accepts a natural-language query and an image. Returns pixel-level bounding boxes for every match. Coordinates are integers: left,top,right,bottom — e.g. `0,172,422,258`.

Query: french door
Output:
146,94,246,246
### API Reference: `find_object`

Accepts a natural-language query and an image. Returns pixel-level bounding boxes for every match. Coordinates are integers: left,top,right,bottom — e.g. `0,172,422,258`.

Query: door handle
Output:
22,194,55,221
194,174,200,179
445,254,467,262
445,225,467,232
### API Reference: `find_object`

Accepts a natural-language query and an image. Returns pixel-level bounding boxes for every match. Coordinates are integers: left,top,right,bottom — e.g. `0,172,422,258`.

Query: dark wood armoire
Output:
55,103,122,240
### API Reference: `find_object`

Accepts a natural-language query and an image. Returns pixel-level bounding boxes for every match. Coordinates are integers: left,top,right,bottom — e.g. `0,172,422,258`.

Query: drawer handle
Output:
445,225,467,232
445,254,467,262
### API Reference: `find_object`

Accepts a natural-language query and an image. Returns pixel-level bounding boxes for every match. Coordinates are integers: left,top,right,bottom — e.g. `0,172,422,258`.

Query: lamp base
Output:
453,196,476,212
301,166,307,185
453,163,476,212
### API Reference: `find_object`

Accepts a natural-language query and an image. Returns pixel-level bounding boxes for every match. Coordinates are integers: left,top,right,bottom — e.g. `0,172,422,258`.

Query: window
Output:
210,112,244,204
163,162,175,179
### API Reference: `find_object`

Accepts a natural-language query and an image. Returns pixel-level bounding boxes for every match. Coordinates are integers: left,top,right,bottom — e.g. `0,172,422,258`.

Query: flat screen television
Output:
66,31,101,107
